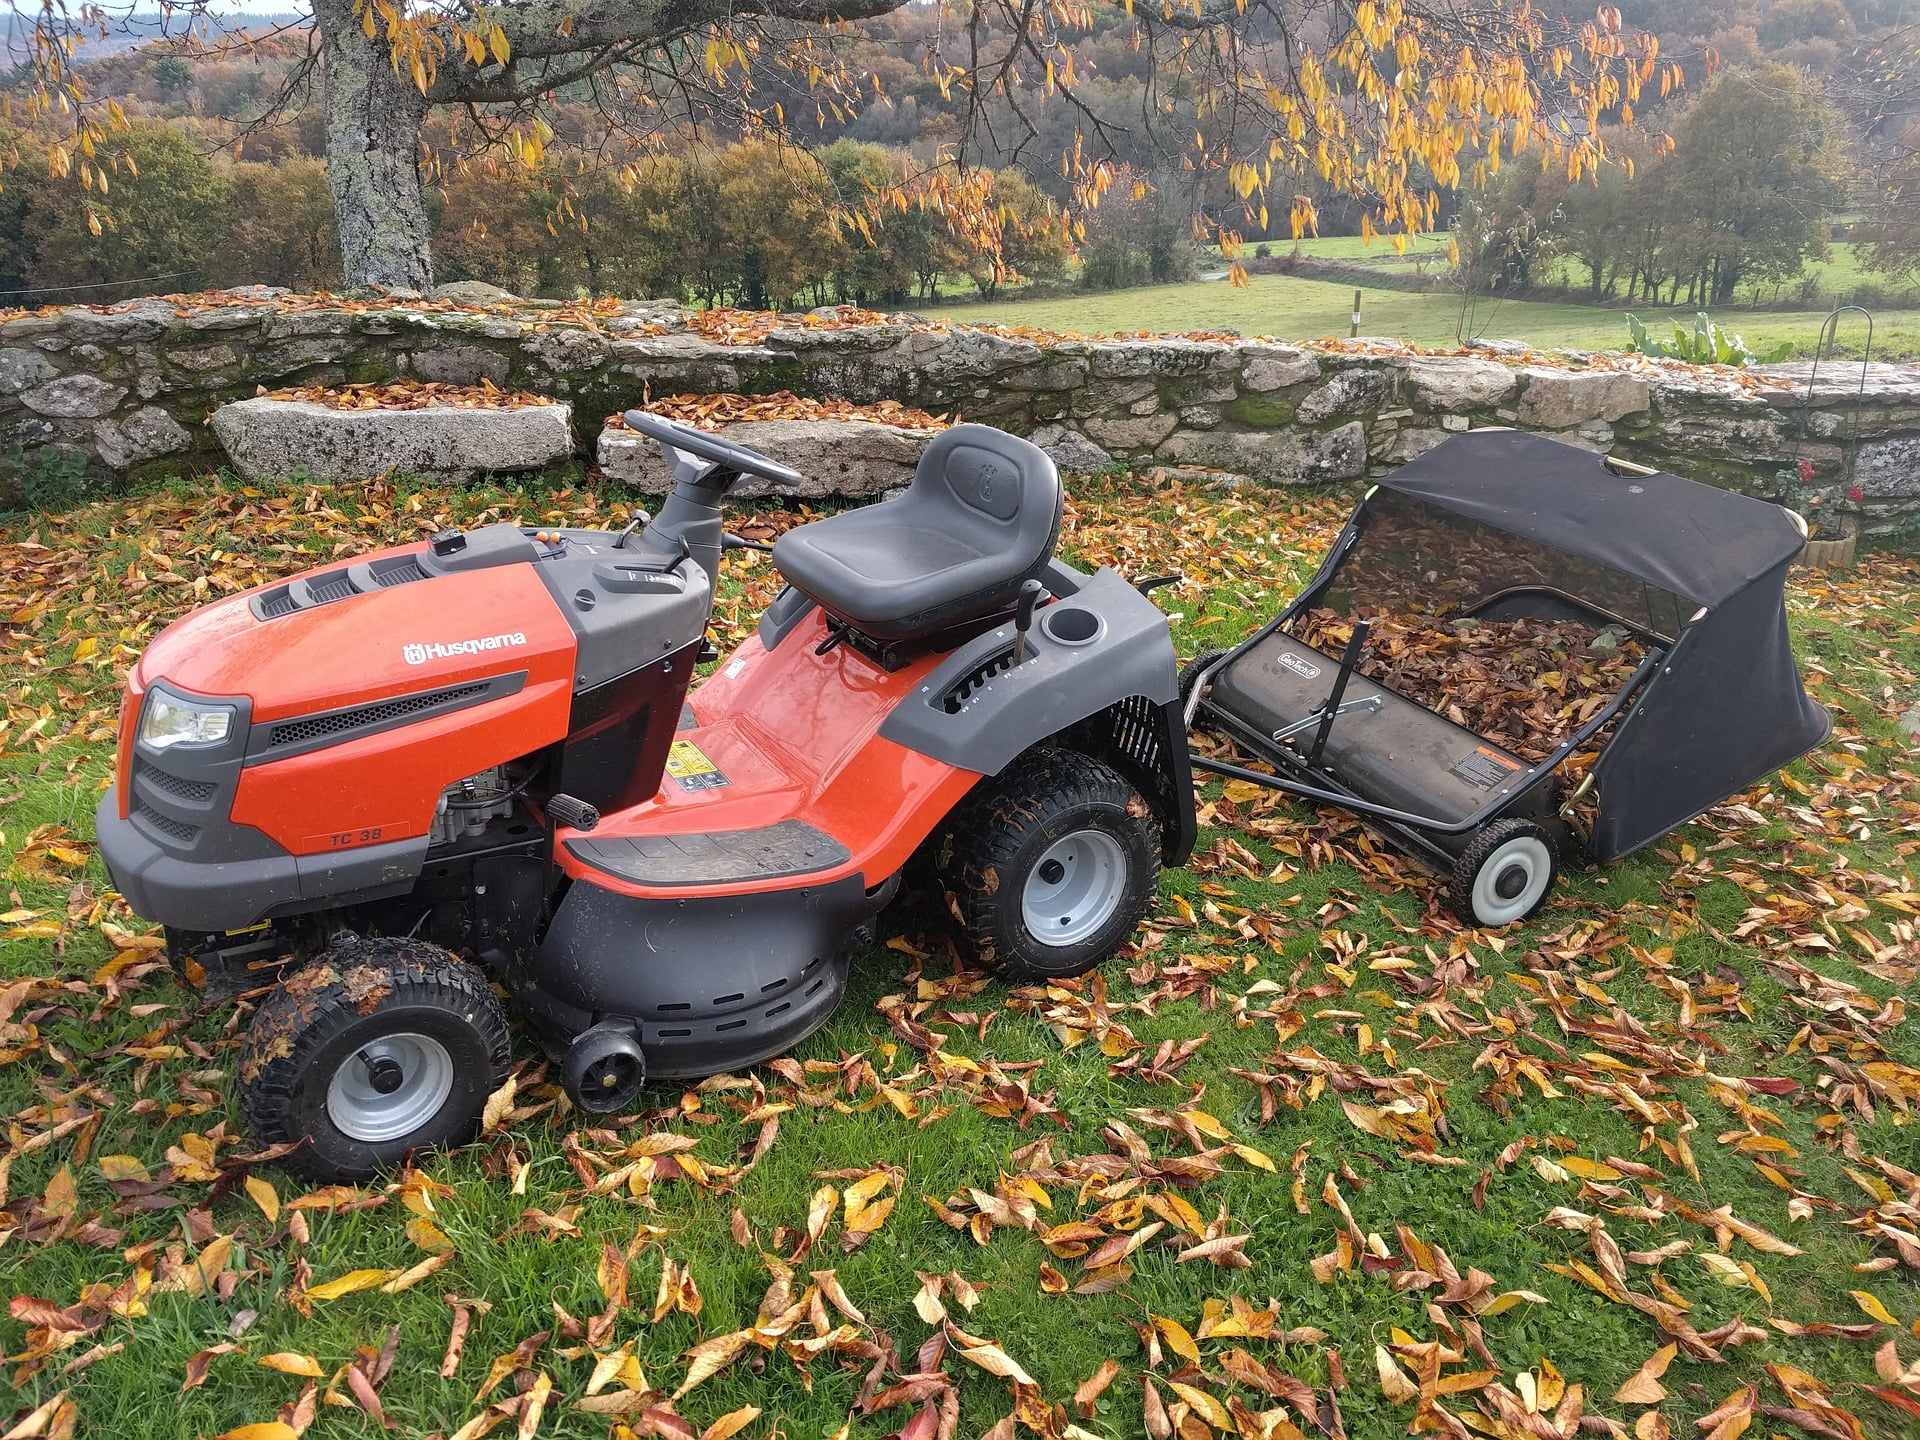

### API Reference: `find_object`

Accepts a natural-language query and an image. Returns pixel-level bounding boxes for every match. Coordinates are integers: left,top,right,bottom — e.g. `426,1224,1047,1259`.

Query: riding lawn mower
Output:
97,414,1197,1181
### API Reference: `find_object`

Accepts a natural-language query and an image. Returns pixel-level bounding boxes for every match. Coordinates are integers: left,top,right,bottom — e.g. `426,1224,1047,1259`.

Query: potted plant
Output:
1773,458,1861,568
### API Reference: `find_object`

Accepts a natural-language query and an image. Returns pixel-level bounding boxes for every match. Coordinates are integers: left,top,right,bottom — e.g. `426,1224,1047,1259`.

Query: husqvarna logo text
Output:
403,632,528,665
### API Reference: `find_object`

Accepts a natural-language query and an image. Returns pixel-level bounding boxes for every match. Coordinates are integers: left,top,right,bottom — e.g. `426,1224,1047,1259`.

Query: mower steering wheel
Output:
622,410,807,490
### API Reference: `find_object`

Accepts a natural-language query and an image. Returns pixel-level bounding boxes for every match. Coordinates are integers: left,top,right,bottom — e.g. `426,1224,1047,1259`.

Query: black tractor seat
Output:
772,425,1063,643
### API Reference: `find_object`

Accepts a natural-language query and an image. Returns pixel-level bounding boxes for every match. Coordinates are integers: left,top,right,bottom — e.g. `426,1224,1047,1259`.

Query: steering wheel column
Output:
617,411,808,590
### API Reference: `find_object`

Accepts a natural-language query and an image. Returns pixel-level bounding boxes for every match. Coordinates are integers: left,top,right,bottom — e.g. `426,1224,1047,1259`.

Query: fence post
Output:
1350,289,1363,338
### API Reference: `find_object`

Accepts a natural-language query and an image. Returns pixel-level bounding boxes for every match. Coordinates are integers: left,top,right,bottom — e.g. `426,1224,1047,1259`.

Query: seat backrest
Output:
913,423,1063,563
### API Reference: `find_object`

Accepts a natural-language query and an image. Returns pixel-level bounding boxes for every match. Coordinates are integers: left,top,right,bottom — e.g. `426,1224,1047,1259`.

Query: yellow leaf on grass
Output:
1612,1344,1676,1405
1478,1290,1549,1316
702,1406,762,1440
957,1341,1035,1386
1375,1345,1419,1403
306,1268,393,1300
382,1250,454,1293
1169,1382,1233,1429
481,1076,517,1134
517,1372,551,1440
212,1428,298,1440
1853,1290,1901,1325
256,1353,324,1377
1560,1156,1624,1182
672,1330,752,1400
244,1175,280,1224
1154,1315,1201,1365
407,1215,455,1253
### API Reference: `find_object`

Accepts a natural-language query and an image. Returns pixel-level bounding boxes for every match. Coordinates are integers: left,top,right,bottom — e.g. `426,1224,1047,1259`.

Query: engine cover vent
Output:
247,671,527,763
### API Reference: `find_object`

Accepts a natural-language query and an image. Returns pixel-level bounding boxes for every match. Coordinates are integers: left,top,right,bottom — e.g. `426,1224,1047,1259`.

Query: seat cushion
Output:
773,519,1004,628
772,425,1062,643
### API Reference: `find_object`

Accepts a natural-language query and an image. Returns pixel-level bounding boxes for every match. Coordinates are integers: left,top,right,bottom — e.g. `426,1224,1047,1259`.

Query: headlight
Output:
139,694,236,751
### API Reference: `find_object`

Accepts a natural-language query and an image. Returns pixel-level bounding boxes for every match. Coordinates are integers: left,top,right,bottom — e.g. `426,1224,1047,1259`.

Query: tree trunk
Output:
315,0,435,291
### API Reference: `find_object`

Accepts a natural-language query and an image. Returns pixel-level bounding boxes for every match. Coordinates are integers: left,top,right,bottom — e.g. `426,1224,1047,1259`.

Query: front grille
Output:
135,801,200,843
265,683,491,751
141,767,216,804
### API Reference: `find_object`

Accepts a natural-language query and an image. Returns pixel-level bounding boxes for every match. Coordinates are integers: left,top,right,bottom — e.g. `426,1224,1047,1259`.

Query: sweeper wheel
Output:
1179,649,1233,712
237,937,509,1182
1447,818,1559,929
930,746,1159,980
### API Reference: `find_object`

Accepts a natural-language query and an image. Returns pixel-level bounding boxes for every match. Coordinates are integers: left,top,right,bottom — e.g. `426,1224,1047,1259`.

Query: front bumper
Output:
97,786,426,932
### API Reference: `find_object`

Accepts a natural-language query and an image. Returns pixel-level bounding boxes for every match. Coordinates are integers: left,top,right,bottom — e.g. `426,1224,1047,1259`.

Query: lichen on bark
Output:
314,0,435,291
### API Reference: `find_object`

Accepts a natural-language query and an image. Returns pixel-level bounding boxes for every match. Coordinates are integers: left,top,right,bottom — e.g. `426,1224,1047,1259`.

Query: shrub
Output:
1627,312,1794,367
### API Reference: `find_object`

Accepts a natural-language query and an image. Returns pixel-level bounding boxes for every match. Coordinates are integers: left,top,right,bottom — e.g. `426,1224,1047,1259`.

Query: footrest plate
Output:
566,820,851,888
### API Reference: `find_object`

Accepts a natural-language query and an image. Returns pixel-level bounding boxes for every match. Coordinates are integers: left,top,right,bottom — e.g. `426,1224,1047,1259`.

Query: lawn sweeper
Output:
97,414,1196,1180
1182,428,1830,928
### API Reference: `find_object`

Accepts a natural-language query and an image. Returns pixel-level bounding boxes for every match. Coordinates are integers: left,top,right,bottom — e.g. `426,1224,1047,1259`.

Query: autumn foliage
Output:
4,464,1920,1438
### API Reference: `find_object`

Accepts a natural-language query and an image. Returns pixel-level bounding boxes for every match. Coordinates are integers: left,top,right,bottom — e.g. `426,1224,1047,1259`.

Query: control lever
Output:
1132,572,1182,596
721,532,773,554
612,510,651,549
544,793,601,833
1012,579,1045,664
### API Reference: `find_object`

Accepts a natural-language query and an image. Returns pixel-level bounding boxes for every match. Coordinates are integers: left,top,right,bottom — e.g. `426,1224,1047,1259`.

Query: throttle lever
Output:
1012,578,1045,664
612,509,651,548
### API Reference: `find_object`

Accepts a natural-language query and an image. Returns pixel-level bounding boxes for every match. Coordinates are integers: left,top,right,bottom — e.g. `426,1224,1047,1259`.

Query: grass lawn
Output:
6,470,1920,1439
934,269,1920,359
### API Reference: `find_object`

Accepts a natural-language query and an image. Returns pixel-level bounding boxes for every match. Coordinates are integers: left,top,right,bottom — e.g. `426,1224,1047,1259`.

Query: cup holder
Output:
1040,605,1103,646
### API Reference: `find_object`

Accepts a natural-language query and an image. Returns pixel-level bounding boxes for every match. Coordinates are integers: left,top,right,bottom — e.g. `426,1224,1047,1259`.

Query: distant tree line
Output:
1449,64,1877,309
0,0,1912,308
0,123,1076,309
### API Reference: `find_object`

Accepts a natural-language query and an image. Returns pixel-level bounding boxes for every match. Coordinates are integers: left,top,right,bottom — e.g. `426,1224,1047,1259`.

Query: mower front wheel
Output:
1448,818,1559,929
932,747,1160,981
237,937,510,1182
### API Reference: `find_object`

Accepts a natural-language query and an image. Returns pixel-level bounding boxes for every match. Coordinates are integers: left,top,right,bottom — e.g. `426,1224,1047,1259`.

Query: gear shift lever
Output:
1013,579,1045,663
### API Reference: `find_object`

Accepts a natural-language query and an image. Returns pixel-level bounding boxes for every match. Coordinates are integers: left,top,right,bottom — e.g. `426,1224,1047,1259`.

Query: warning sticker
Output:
666,739,730,792
1448,745,1524,790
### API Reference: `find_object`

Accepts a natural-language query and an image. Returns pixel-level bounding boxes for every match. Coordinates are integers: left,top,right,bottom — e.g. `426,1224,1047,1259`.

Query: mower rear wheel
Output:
237,937,510,1182
1448,818,1559,929
932,747,1159,980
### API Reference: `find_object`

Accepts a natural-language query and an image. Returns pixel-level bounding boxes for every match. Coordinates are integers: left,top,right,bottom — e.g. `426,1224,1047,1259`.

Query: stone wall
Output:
4,286,1916,538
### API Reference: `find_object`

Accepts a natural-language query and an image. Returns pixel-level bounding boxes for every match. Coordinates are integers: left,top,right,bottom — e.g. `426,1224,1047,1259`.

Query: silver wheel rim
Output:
325,1032,455,1144
1021,828,1128,947
1470,835,1553,926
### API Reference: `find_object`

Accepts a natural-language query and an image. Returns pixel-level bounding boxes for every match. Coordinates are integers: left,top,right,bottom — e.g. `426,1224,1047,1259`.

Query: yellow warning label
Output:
666,738,729,790
667,739,716,776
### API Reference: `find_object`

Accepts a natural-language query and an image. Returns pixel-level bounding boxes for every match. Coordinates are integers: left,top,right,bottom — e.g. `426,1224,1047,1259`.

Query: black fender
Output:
879,564,1193,863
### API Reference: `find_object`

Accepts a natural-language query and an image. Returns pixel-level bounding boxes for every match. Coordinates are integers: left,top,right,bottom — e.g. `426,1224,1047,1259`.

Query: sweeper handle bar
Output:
1305,618,1371,769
